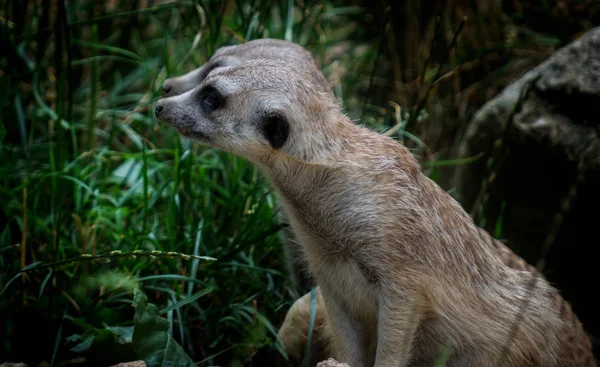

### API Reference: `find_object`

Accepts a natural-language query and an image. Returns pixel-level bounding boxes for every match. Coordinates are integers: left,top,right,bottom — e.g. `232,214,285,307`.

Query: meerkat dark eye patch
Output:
198,85,224,114
261,113,289,150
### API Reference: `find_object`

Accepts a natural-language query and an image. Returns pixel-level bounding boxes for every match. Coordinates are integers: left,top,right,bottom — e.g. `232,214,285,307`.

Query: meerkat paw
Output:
316,358,350,367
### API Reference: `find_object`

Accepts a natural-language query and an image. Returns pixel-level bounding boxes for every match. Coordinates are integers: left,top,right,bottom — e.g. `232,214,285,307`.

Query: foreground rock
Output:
110,361,146,367
452,26,600,356
316,359,350,367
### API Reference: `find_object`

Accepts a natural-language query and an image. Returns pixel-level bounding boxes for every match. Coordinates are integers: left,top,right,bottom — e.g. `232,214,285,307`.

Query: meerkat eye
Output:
261,112,290,149
199,86,224,114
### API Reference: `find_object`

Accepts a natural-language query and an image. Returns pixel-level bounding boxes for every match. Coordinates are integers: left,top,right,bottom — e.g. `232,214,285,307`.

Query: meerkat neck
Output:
289,113,357,166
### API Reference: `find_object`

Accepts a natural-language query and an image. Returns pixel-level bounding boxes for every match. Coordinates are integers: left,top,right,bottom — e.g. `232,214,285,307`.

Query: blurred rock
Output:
110,361,146,367
316,358,350,367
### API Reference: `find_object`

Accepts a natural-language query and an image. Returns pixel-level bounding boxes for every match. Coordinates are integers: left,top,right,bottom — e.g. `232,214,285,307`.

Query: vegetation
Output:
0,0,597,366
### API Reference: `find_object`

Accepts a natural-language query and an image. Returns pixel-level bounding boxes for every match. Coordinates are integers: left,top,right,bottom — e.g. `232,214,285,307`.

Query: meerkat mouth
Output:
178,128,210,142
158,113,211,142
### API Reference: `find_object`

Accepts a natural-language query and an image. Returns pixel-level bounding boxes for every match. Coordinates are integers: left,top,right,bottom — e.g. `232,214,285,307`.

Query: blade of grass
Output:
420,153,484,168
284,0,294,42
86,24,99,151
73,38,144,62
14,89,29,159
302,286,317,367
1,261,42,295
187,219,204,296
159,287,214,315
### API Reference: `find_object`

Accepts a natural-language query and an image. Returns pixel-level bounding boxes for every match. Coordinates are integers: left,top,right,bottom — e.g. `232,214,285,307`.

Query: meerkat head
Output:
155,59,340,165
161,38,330,98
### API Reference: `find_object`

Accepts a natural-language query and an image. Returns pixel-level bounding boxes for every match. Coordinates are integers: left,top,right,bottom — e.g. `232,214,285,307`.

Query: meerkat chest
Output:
283,203,381,324
312,255,380,323
275,170,383,318
277,176,382,252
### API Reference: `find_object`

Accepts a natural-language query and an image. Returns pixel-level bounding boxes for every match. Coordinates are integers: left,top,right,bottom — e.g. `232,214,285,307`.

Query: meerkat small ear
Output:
261,113,289,150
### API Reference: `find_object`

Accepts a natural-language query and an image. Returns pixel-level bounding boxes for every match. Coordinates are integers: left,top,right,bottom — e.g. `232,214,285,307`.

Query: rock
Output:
316,358,350,367
451,26,600,356
109,361,146,367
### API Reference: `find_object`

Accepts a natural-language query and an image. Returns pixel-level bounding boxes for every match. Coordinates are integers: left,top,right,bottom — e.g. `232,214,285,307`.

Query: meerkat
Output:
161,38,333,295
154,59,595,366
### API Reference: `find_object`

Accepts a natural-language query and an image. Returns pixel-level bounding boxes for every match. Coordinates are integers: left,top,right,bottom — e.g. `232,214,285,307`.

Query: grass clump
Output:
0,1,344,365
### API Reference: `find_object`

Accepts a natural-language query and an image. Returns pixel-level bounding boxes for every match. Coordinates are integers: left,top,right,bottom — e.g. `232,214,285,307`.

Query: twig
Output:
4,250,216,278
405,16,467,134
470,75,542,224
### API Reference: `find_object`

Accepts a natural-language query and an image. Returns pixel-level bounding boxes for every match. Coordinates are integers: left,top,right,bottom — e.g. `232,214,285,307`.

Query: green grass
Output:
0,2,385,365
1,0,596,366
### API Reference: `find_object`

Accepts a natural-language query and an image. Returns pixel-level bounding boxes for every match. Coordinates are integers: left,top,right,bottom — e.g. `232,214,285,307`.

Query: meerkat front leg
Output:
322,294,368,367
373,288,424,367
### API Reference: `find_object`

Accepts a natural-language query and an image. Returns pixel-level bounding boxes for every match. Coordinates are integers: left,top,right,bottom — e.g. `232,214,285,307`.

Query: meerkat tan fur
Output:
162,38,330,97
281,227,595,366
161,38,332,295
154,59,595,367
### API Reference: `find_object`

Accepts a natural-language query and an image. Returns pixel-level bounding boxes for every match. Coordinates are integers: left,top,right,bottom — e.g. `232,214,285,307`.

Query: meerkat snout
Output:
154,88,214,143
154,104,164,117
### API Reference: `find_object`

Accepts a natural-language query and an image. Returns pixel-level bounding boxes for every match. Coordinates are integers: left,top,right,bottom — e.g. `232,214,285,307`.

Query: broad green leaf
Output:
105,324,134,344
70,335,95,352
132,288,196,367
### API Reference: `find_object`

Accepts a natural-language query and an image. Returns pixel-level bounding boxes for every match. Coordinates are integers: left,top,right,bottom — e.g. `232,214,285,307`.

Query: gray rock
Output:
451,26,600,354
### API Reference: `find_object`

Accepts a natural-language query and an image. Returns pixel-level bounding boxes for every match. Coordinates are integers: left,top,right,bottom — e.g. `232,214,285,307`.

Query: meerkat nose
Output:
155,103,164,118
